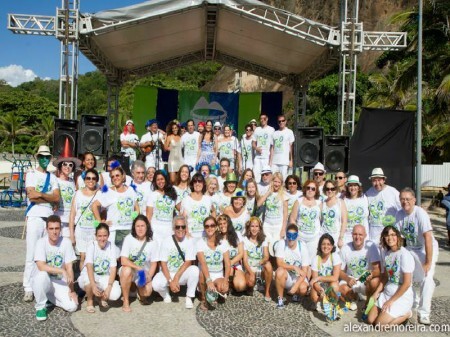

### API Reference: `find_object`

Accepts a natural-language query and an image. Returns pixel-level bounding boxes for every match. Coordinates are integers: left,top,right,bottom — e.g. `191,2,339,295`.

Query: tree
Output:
0,111,32,155
31,115,55,148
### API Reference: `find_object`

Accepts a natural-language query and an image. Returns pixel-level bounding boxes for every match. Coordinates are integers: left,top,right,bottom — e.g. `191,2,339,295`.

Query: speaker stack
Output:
324,135,350,173
296,127,323,168
53,119,79,157
78,115,108,156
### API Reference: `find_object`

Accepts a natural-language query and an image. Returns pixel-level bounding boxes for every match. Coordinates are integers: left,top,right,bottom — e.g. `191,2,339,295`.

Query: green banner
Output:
238,92,261,136
133,86,158,137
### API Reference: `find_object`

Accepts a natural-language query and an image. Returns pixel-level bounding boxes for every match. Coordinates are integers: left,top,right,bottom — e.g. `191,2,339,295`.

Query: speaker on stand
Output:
324,135,350,173
53,118,79,157
295,127,324,170
78,115,108,156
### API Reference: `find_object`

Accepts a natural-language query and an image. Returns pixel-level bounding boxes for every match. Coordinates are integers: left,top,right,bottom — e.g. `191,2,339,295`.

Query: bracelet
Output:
206,277,212,283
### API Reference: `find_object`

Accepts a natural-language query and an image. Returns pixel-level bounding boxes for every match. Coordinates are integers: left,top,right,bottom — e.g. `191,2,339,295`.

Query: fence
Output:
422,162,450,187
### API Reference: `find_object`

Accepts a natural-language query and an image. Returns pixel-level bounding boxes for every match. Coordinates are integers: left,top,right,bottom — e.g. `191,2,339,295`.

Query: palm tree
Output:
0,111,32,155
31,115,55,148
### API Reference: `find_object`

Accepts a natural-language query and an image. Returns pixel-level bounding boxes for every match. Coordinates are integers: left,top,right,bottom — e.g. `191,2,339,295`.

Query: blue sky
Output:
0,0,142,86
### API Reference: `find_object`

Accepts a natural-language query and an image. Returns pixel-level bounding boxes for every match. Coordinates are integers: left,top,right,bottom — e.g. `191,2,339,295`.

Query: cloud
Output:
0,65,37,87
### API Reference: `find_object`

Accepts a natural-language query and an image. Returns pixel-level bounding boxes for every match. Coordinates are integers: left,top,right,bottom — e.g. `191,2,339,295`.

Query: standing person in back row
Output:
23,146,60,303
181,119,200,174
365,168,401,244
270,114,294,180
252,112,274,182
140,119,165,170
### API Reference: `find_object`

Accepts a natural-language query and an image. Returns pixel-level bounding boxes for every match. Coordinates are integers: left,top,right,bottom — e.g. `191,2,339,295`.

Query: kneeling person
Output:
32,215,78,321
274,224,310,309
153,216,199,309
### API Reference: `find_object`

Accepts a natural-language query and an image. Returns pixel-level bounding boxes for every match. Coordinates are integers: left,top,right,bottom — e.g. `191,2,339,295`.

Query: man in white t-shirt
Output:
274,224,310,309
153,216,200,309
131,160,152,215
181,119,200,171
270,114,294,180
365,168,401,243
257,165,272,196
395,187,438,325
140,119,165,170
339,225,381,310
311,162,326,198
23,145,60,303
252,112,274,182
31,215,78,321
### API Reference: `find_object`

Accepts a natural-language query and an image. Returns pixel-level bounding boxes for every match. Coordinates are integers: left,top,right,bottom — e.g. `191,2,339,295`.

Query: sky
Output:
0,0,143,86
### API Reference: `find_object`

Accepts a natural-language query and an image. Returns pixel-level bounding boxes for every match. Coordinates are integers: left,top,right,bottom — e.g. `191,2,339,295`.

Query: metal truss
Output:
363,31,407,51
78,36,119,81
7,14,56,36
205,4,218,60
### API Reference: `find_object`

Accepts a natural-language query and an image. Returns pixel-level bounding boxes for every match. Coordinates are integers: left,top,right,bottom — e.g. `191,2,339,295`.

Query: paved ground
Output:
1,202,449,337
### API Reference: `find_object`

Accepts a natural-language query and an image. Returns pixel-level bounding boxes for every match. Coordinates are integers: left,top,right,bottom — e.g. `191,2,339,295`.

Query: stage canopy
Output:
79,0,341,87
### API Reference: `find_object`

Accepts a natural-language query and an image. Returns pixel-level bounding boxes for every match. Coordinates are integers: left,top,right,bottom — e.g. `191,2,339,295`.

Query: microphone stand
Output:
155,130,160,170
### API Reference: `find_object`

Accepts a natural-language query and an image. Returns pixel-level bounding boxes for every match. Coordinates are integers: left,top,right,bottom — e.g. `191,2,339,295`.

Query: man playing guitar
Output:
140,119,166,169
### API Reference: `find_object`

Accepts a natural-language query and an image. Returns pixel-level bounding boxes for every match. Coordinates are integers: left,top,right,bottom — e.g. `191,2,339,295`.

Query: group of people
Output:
22,113,440,329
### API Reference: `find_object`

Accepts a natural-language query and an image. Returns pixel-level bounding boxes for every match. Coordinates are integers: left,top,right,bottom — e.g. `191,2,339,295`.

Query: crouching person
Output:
32,215,78,321
77,223,121,313
153,216,199,309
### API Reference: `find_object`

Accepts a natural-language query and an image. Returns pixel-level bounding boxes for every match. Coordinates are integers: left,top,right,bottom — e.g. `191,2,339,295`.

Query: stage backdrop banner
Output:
349,107,415,192
133,86,282,137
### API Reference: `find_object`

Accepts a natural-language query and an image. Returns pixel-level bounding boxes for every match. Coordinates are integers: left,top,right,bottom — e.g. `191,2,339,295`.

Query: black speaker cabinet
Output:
78,115,108,156
324,135,350,173
296,127,323,168
53,118,79,157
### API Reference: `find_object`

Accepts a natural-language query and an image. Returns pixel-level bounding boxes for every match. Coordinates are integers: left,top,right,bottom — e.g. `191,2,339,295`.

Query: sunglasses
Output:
193,179,203,184
336,176,345,180
325,187,336,192
111,174,121,178
278,120,286,124
246,129,252,132
175,225,186,230
62,162,74,168
306,186,316,191
204,224,216,229
84,176,97,181
287,181,297,185
314,172,324,176
214,127,221,130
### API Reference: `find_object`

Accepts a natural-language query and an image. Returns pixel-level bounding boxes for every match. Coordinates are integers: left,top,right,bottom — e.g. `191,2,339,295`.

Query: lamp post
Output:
416,0,423,205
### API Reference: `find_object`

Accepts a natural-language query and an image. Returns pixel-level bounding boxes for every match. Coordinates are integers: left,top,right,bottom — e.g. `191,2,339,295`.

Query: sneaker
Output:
292,295,300,302
163,293,172,303
185,297,193,309
276,297,285,309
418,316,431,325
23,291,34,302
45,300,55,309
316,302,323,313
36,308,47,321
349,301,357,311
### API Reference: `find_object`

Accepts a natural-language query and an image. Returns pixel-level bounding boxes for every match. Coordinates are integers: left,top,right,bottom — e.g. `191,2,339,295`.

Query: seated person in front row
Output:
274,224,310,309
153,216,199,309
31,215,78,321
339,224,381,311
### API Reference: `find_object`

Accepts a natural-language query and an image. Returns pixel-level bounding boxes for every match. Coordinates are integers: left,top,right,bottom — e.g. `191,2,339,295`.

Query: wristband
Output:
206,277,212,283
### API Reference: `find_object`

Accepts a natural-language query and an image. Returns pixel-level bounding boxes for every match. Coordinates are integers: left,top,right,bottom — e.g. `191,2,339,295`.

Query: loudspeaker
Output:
78,115,108,156
296,127,323,168
324,135,350,173
53,119,79,157
117,154,131,176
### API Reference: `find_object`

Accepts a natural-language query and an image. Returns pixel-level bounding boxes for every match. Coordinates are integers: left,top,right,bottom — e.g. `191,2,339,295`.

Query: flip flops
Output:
86,305,95,313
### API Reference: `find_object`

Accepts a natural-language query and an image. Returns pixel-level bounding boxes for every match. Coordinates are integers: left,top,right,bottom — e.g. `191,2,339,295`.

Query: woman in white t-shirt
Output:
310,233,342,312
197,216,231,311
217,214,246,293
224,189,250,234
77,224,121,313
146,170,177,243
174,165,191,211
120,120,139,168
245,178,259,216
343,175,369,243
284,174,303,219
367,226,414,327
119,215,159,312
321,180,347,249
242,216,273,301
75,152,101,190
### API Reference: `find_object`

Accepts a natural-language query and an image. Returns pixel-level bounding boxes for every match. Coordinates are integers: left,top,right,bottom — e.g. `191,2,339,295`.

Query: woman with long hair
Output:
217,214,246,293
238,168,255,189
343,175,369,243
321,179,347,249
284,174,302,218
215,172,238,214
75,152,101,189
289,179,322,260
120,120,139,168
224,190,250,234
174,165,191,211
367,226,414,327
197,216,231,311
180,173,215,239
164,120,183,184
243,216,273,301
310,233,342,312
69,168,100,270
146,170,178,243
217,124,239,172
245,178,260,216
197,119,217,169
120,215,158,312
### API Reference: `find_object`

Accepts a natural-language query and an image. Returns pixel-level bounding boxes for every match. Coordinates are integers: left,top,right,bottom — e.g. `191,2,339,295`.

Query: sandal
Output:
100,300,109,308
122,305,131,312
86,305,95,313
199,301,208,312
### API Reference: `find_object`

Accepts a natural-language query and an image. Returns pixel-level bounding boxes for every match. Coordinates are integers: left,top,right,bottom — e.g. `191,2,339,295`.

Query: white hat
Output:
369,168,386,179
36,145,51,157
312,162,326,173
346,175,361,186
261,165,272,175
213,121,221,128
126,119,134,125
249,119,257,124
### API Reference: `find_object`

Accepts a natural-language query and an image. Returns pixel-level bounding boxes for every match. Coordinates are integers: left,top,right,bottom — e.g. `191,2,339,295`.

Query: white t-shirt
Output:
243,237,268,268
82,240,117,276
253,125,274,159
55,178,76,223
296,198,322,241
140,131,165,164
366,185,401,228
120,132,139,156
263,192,287,226
146,191,177,227
120,234,159,267
34,236,76,279
196,238,229,274
214,192,231,214
221,232,243,262
321,199,343,238
272,128,295,165
340,240,380,279
395,206,437,251
73,190,100,229
181,131,200,164
286,190,303,216
230,210,250,234
344,196,369,234
240,137,254,169
159,236,196,274
218,137,239,166
134,181,152,215
274,239,310,272
180,195,213,237
381,247,414,286
311,252,342,277
97,186,138,230
257,182,270,196
174,186,190,206
26,169,59,217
